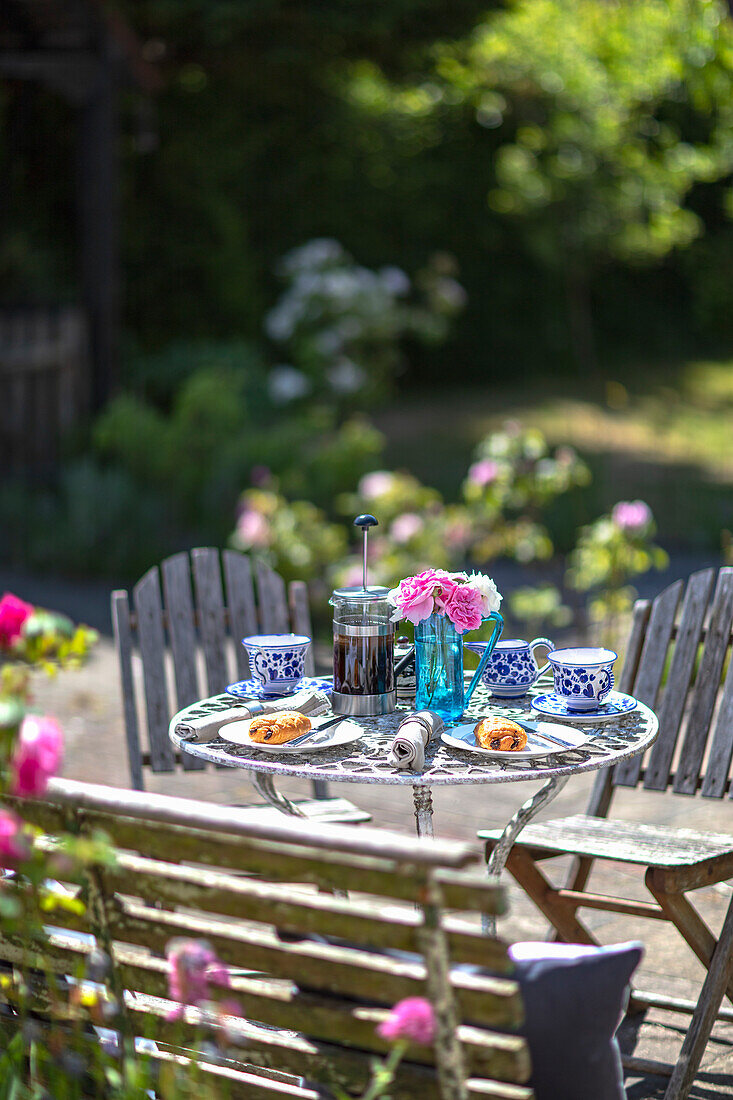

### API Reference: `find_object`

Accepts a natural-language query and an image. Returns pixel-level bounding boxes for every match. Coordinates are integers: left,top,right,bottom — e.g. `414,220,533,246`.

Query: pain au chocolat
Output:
473,716,527,752
249,711,311,745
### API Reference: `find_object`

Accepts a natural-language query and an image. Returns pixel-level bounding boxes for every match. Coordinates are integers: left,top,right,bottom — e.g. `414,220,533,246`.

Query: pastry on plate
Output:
474,716,527,752
249,711,311,745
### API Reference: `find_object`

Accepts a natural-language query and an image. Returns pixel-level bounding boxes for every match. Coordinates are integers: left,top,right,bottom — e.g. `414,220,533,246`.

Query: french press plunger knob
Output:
354,513,378,590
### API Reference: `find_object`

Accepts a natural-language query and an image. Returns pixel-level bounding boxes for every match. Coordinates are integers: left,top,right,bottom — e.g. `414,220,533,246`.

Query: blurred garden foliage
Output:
1,0,731,600
2,0,733,366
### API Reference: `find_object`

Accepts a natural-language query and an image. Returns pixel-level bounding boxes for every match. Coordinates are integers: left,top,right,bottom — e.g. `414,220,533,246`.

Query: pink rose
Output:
388,573,437,625
467,459,499,487
439,582,484,633
12,715,63,797
377,997,436,1046
390,513,424,545
612,500,652,533
0,592,34,648
0,810,30,867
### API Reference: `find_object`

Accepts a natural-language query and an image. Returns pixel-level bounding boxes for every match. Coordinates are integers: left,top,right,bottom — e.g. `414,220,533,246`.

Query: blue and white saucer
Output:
226,675,333,701
530,691,637,723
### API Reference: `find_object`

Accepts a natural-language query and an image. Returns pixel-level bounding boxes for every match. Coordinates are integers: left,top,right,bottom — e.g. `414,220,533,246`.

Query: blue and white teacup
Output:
465,637,554,698
241,634,311,695
547,647,617,711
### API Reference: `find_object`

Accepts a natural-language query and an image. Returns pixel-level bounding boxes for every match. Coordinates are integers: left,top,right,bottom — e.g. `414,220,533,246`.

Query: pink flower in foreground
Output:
12,715,63,797
612,500,652,533
0,592,34,648
378,998,436,1046
467,459,499,487
0,810,30,868
167,939,230,1016
236,508,270,549
439,581,484,633
390,513,424,545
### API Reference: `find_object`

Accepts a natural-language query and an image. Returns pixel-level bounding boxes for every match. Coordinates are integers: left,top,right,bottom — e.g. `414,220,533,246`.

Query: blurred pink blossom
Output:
467,459,499,487
377,997,436,1045
12,715,63,797
612,500,652,533
236,508,270,548
0,592,34,648
390,513,424,544
444,519,471,550
359,471,395,500
554,446,577,468
166,939,230,1019
0,810,30,867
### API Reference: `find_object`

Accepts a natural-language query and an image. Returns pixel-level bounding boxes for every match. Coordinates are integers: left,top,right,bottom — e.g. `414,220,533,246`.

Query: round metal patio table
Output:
169,679,658,929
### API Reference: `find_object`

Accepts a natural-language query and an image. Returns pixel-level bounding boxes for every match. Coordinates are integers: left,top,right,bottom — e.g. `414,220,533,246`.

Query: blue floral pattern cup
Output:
547,647,617,711
465,637,554,698
241,634,311,695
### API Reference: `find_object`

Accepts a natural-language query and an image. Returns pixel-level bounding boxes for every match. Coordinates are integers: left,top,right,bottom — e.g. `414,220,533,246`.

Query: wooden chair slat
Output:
289,580,315,675
674,568,733,795
614,578,683,787
643,568,716,792
256,558,290,634
223,548,259,678
110,589,145,790
161,552,206,772
617,598,652,695
192,547,230,695
704,651,733,798
133,567,174,772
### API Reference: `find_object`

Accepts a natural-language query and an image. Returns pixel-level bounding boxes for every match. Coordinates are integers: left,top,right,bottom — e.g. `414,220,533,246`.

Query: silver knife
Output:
520,720,579,750
287,715,344,747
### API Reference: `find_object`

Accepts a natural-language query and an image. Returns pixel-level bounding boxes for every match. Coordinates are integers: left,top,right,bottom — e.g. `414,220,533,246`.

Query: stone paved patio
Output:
21,631,733,1097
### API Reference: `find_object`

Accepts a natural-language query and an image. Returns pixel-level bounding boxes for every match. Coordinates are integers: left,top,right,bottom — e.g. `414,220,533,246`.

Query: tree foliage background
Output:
2,0,733,378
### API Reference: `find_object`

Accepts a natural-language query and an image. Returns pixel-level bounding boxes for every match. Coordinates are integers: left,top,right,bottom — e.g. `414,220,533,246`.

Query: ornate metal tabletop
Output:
169,680,658,789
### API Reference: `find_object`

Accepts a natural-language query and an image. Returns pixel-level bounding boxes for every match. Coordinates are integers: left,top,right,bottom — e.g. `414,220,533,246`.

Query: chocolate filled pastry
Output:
249,711,311,745
473,716,528,752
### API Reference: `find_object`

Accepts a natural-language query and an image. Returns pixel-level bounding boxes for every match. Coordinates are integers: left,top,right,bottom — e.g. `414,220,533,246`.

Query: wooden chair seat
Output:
480,815,733,869
236,797,372,825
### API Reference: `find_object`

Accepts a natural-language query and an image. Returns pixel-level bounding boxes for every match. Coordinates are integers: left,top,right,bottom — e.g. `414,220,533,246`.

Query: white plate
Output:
530,691,638,723
219,717,363,754
441,719,590,759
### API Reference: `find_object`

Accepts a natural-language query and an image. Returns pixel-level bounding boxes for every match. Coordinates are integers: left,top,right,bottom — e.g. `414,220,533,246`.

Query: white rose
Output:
468,572,502,616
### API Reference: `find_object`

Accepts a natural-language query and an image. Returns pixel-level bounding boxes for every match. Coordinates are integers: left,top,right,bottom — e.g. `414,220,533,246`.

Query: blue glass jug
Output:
414,611,503,722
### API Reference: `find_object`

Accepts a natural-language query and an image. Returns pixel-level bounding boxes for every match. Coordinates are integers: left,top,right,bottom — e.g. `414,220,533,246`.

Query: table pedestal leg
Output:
483,775,569,934
252,773,306,817
413,786,435,838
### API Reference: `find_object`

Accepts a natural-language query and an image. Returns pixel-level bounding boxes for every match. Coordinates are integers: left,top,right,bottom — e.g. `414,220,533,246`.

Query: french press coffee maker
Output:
330,514,397,716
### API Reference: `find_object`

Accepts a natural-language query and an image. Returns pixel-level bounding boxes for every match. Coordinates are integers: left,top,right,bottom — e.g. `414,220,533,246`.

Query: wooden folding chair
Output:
480,566,733,1100
111,547,369,823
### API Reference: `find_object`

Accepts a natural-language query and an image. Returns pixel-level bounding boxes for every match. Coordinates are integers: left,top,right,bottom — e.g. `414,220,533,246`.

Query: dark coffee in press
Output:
333,627,395,696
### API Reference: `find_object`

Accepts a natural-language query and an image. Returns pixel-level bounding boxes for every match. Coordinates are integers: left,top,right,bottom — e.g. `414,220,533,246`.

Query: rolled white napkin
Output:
387,711,445,771
175,689,332,742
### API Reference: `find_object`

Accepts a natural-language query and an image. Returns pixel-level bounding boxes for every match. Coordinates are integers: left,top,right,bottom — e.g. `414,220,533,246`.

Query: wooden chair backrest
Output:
111,548,315,788
610,566,733,798
5,779,532,1100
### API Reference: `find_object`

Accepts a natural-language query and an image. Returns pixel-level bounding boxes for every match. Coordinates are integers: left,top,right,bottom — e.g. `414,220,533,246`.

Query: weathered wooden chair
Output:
4,777,533,1100
111,547,369,823
480,566,733,1100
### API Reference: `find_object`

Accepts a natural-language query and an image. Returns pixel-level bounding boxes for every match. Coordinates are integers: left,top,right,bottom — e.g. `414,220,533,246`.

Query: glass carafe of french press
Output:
330,515,396,716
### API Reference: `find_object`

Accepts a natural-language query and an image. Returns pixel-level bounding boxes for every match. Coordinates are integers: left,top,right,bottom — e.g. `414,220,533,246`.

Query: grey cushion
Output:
508,941,643,1100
